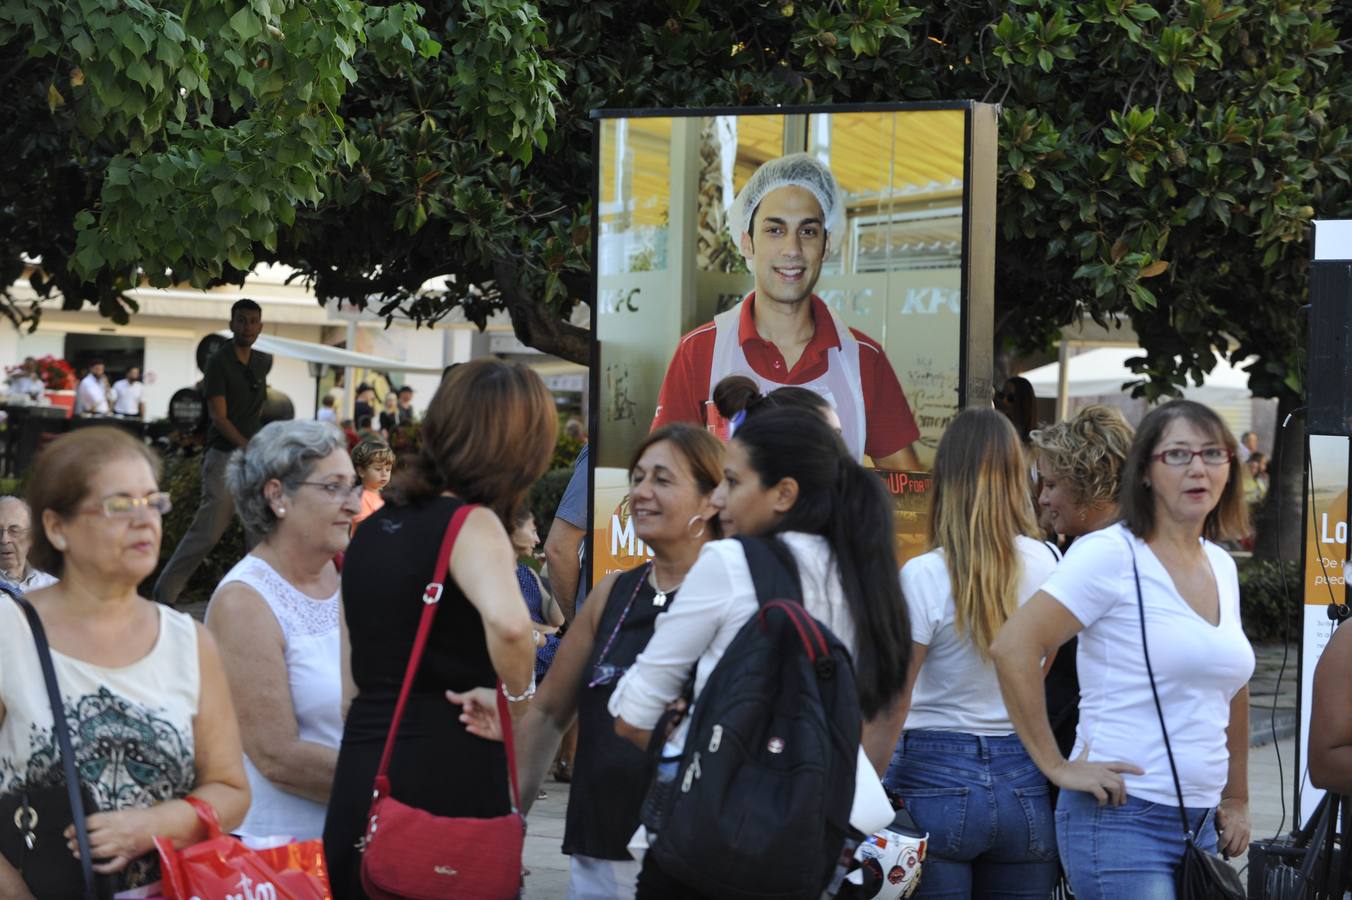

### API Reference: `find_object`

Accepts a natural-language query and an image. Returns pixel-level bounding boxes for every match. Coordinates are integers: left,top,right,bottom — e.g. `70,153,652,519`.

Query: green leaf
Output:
229,7,263,41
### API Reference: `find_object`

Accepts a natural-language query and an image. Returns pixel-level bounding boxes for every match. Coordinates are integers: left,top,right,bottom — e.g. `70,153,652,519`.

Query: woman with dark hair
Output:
711,374,841,435
993,400,1254,900
996,375,1039,444
884,409,1060,897
450,424,724,899
610,408,910,896
322,359,555,899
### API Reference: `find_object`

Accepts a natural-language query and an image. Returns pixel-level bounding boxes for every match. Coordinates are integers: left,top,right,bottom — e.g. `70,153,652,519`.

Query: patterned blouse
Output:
0,598,199,888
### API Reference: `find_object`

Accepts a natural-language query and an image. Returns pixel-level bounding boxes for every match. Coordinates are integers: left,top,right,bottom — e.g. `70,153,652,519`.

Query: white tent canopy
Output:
215,331,445,374
1022,346,1253,403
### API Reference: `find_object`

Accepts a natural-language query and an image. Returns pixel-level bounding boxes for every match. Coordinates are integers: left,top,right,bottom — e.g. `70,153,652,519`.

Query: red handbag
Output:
358,504,526,900
154,796,331,899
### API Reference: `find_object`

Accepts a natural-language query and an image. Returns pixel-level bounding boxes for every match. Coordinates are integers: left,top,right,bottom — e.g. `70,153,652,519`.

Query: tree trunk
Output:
493,257,591,366
1252,389,1304,564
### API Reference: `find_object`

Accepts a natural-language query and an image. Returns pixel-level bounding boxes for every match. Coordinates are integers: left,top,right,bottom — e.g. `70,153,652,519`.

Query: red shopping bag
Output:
154,797,331,900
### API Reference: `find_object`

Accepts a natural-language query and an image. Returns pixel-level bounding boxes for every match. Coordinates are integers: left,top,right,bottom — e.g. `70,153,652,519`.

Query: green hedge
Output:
140,449,247,606
1237,557,1302,644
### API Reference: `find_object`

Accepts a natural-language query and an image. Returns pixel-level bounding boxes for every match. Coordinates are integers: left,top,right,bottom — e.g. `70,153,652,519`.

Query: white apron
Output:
707,295,867,460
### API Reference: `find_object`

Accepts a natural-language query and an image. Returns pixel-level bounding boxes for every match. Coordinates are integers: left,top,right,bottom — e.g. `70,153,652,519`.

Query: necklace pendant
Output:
652,590,667,607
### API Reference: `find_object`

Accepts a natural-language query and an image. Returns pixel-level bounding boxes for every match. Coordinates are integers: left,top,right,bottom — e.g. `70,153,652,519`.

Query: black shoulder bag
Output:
1128,546,1246,900
0,590,106,899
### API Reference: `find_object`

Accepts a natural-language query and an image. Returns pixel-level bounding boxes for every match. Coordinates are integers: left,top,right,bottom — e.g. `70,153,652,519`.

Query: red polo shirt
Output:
651,294,920,459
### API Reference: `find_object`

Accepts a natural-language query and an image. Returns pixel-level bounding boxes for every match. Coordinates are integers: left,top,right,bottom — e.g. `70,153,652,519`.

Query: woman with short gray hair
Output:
205,420,360,841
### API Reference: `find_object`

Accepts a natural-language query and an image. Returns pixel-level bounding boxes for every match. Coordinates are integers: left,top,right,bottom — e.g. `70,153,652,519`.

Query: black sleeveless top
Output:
343,495,496,697
564,564,675,860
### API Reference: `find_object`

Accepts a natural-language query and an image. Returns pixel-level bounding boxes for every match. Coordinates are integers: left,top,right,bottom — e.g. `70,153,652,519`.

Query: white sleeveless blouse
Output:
211,555,342,840
0,598,200,886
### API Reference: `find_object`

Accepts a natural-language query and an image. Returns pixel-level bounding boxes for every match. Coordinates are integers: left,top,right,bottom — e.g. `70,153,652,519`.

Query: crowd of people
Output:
2,348,1345,900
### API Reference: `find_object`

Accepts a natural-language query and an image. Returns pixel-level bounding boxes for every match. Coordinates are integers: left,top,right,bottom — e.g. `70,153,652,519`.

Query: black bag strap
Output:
735,536,803,607
7,590,98,899
1126,541,1200,840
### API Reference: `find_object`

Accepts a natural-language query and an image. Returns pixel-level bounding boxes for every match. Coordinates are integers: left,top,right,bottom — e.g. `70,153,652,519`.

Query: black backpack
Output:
644,536,863,899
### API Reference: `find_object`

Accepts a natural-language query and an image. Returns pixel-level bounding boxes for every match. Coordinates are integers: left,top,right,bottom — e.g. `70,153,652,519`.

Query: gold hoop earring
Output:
686,514,706,540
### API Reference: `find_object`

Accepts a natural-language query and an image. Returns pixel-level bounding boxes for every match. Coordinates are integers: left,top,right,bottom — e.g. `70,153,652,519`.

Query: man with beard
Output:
651,153,920,470
153,299,267,605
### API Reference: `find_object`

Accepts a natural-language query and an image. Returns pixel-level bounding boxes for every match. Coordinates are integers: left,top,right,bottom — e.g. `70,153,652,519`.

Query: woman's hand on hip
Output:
1049,747,1144,806
1215,797,1251,858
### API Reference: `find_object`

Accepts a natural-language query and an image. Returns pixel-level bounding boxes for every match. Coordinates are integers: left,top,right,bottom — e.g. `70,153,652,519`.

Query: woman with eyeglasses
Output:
993,400,1254,900
205,420,359,844
323,359,549,899
450,423,723,899
0,428,249,896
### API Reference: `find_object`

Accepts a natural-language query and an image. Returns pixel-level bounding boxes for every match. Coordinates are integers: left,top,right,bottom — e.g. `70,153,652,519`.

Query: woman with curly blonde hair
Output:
1029,406,1135,759
1031,405,1135,539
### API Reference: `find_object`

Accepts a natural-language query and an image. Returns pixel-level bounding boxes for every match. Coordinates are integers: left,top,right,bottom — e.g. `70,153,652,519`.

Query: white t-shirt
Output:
76,373,109,414
111,378,144,416
1040,522,1254,807
904,535,1060,735
609,533,859,746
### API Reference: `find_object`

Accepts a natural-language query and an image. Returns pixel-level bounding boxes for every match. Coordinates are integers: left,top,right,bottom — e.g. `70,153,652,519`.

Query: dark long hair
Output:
712,374,833,423
732,409,909,718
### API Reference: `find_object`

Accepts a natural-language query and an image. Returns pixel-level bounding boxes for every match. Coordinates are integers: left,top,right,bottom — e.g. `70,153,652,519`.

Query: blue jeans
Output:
883,731,1058,899
1055,788,1219,900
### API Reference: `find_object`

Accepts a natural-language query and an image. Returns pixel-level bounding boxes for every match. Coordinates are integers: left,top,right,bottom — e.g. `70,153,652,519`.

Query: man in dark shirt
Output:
396,385,416,425
153,299,267,605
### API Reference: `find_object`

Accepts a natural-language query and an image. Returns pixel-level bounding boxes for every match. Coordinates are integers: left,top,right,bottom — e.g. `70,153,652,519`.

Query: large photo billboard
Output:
589,104,995,582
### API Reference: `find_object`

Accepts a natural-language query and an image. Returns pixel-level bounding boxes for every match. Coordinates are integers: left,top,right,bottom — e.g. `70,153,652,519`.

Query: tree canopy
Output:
4,0,1350,400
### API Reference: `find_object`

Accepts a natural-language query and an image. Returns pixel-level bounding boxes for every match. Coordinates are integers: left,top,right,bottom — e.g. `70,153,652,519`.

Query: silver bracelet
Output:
501,673,537,702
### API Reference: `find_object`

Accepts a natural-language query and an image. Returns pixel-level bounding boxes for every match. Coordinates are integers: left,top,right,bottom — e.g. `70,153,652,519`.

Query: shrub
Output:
1237,557,1301,644
141,448,247,606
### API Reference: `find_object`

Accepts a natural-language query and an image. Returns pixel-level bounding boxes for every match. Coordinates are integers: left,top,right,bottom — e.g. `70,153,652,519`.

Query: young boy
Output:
351,438,395,533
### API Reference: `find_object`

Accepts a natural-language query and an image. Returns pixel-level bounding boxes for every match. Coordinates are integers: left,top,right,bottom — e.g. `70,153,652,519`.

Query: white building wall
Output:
142,336,196,419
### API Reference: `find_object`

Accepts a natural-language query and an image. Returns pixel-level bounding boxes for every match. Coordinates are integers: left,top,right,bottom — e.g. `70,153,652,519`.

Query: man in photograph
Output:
75,358,110,415
153,298,266,606
111,366,146,419
651,153,921,470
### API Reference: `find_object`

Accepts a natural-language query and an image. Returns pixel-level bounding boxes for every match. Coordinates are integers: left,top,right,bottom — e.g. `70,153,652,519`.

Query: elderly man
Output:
0,496,58,592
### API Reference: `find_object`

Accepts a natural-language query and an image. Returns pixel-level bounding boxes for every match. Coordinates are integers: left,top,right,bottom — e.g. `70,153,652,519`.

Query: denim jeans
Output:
883,731,1058,899
1055,788,1219,900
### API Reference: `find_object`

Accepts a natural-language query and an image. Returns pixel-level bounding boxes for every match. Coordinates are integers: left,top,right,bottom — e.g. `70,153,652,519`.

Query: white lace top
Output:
210,555,342,840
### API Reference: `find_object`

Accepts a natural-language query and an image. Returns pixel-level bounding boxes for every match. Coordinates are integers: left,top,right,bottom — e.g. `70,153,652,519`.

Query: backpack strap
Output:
735,536,803,607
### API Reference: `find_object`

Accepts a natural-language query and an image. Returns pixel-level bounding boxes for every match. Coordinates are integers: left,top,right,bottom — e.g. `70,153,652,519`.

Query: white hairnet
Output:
729,153,845,242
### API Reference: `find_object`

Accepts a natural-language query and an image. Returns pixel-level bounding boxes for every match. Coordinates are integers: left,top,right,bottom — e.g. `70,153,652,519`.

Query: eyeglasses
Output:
296,479,363,500
1151,448,1234,467
1,526,28,540
81,492,173,518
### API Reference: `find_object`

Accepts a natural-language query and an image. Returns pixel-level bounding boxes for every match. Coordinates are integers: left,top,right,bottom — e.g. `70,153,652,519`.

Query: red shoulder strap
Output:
372,503,476,783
